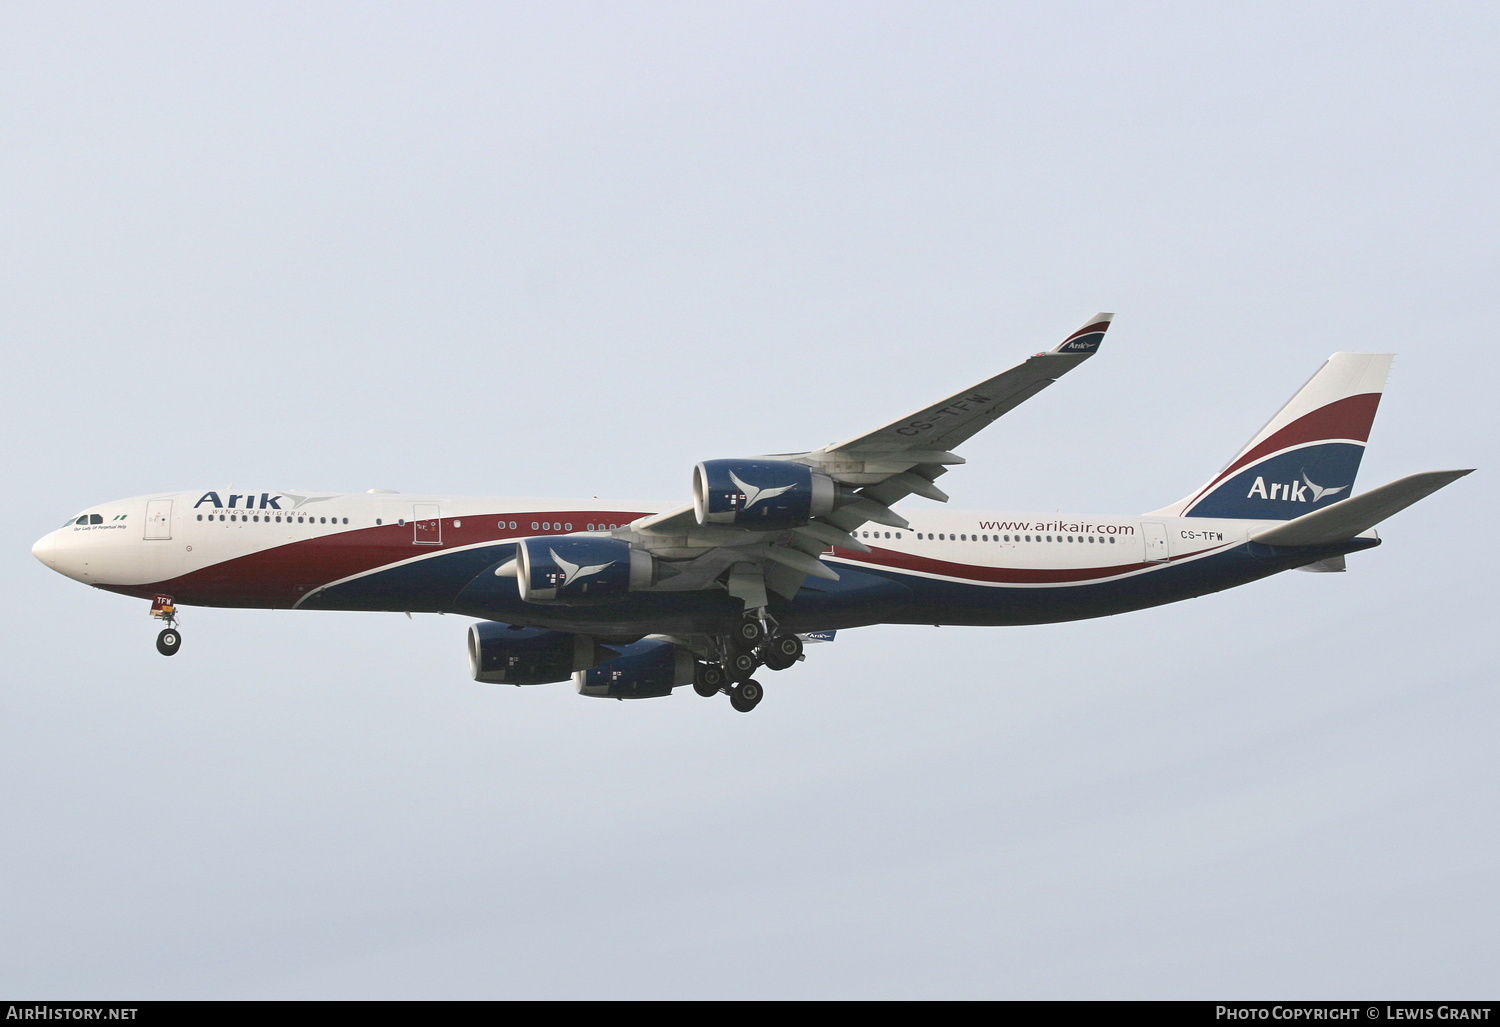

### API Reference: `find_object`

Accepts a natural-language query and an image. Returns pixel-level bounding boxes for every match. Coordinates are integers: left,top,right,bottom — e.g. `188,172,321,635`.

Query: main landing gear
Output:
691,615,805,713
150,594,181,656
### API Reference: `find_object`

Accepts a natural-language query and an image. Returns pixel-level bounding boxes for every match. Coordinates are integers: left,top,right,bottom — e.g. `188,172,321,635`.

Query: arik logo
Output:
728,471,796,510
1246,472,1348,504
195,491,284,510
193,490,338,511
549,549,611,587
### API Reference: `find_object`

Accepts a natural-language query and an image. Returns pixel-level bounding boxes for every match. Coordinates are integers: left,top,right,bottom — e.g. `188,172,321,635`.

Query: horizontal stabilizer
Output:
1251,469,1473,547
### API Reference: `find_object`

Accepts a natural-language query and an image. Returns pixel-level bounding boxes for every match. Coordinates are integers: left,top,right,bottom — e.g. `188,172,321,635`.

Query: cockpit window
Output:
89,514,103,524
74,515,88,525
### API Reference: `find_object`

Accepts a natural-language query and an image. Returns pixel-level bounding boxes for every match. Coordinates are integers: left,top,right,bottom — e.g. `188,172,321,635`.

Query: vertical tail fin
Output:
1152,353,1393,520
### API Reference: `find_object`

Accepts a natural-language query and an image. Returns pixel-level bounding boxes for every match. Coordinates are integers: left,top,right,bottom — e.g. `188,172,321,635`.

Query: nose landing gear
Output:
150,594,181,656
156,628,182,656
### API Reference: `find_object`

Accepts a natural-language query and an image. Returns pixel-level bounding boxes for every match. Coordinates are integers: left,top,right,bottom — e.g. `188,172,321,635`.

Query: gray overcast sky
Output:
2,1,1496,999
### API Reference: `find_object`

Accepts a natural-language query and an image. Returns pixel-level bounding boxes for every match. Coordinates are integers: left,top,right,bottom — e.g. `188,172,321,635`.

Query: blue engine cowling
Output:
575,639,695,699
468,622,611,685
693,458,836,530
516,536,654,605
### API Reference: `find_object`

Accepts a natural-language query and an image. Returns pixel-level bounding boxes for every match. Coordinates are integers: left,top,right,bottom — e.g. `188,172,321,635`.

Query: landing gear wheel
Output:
769,635,803,661
733,618,767,646
156,628,181,656
761,650,795,672
730,679,763,713
728,651,759,681
693,663,726,698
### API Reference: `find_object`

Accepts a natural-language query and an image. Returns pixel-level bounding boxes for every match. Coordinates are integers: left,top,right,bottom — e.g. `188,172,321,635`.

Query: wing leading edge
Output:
621,313,1115,608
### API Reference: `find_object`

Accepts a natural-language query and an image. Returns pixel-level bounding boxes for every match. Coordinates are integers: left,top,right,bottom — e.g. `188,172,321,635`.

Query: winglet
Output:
1050,313,1114,355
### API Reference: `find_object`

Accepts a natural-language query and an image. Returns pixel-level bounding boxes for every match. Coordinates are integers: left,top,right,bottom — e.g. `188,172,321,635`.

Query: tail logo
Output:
729,471,797,510
1246,474,1348,504
1301,472,1346,503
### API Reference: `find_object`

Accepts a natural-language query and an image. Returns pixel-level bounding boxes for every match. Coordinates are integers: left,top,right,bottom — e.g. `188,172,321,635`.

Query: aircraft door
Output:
144,499,173,540
413,503,442,545
1142,521,1170,563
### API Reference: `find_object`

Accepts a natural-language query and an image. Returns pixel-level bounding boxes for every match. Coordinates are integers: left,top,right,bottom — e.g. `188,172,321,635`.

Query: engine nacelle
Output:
516,536,654,605
575,639,695,699
468,622,610,685
693,459,836,530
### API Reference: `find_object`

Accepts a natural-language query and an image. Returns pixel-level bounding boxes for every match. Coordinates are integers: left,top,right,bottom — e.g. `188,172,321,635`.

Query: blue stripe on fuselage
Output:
300,536,1378,635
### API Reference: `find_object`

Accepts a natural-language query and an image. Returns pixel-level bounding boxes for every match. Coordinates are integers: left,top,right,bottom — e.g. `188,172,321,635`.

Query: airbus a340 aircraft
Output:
33,315,1472,712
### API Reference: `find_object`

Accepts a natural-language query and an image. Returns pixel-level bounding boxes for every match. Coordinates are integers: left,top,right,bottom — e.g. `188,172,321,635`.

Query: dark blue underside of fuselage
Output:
297,536,1378,637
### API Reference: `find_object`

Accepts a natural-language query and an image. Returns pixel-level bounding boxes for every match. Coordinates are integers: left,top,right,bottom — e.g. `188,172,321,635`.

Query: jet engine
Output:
575,639,695,699
693,458,836,530
516,536,654,605
468,622,612,685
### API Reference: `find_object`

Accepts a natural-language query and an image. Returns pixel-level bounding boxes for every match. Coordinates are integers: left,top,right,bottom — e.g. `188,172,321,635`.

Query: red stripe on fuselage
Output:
96,511,650,607
828,544,1210,584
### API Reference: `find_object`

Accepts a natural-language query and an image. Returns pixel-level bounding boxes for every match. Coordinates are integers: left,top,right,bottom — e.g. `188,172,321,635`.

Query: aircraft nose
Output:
32,530,61,571
32,529,88,581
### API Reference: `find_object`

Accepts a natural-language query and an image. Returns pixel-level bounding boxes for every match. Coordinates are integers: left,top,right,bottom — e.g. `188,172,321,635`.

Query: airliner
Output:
31,315,1472,712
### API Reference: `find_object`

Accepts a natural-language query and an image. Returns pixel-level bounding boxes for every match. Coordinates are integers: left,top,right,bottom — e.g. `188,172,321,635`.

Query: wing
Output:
620,313,1114,606
819,313,1114,457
